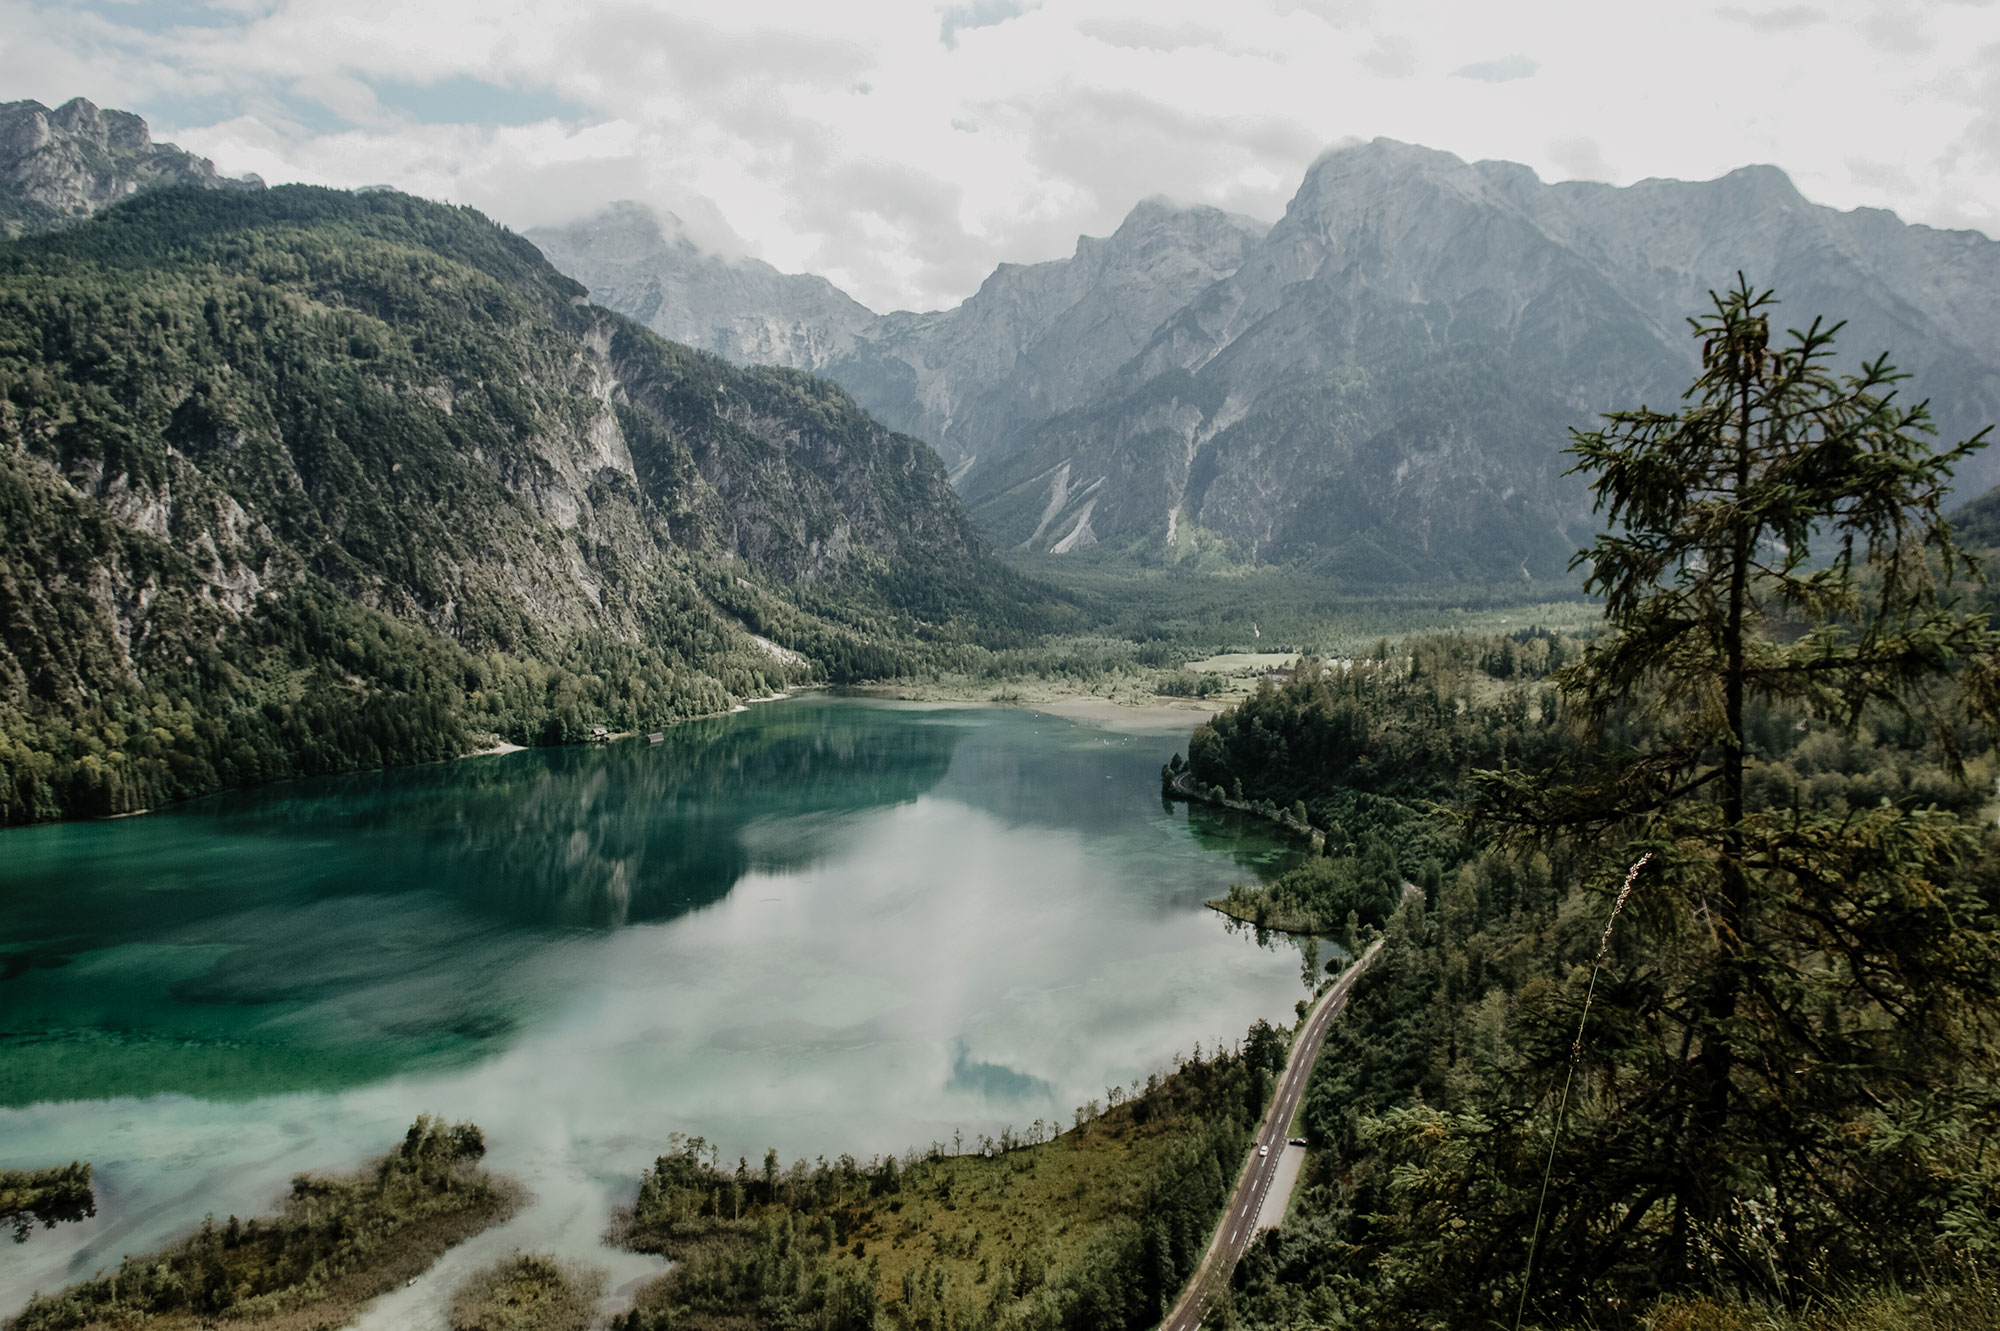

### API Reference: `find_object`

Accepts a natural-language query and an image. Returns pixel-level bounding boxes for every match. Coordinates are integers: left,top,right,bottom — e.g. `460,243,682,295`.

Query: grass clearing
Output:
1182,653,1301,674
450,1253,606,1331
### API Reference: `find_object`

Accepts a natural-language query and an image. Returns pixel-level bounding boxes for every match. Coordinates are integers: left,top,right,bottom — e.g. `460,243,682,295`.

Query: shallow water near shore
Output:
0,696,1315,1321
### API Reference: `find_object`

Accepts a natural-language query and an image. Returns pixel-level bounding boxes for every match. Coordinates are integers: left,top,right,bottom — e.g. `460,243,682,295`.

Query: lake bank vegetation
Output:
5,1117,516,1331
0,1164,93,1244
1175,629,1579,942
609,1021,1292,1331
449,1253,605,1331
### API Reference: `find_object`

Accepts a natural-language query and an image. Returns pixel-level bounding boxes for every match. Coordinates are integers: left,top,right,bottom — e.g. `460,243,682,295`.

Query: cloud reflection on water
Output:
0,699,1318,1325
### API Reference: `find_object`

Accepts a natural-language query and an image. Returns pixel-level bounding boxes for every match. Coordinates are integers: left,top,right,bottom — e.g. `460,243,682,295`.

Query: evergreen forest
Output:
1180,284,2000,1328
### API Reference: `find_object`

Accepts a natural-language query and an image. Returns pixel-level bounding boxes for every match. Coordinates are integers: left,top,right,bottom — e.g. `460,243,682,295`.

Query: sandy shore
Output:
1023,696,1216,735
838,683,1218,735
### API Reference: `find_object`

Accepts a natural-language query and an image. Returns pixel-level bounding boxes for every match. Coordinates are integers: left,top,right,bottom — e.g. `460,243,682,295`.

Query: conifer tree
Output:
1484,277,2000,1305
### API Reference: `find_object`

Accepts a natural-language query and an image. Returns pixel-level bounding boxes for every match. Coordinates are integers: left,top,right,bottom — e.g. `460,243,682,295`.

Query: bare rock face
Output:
966,140,2000,580
0,97,262,237
534,142,2000,585
533,199,1267,477
832,200,1268,479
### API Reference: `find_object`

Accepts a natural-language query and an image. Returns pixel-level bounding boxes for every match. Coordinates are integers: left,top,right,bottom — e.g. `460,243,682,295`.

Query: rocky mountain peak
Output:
1291,138,1480,207
963,142,2000,572
532,140,2000,579
0,96,262,239
45,96,150,151
1103,194,1264,244
1709,162,1806,207
558,199,703,259
1096,196,1267,260
538,193,1266,476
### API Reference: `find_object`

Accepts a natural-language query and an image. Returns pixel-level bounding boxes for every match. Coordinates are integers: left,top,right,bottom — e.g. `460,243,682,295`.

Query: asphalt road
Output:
1155,931,1391,1331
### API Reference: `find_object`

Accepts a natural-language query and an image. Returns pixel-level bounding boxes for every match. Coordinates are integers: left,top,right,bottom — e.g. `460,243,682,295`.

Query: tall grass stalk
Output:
1513,852,1653,1331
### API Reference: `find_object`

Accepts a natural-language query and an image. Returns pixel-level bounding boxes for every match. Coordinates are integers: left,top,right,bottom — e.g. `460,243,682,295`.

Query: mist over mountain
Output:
0,96,262,239
539,140,2000,585
527,203,875,373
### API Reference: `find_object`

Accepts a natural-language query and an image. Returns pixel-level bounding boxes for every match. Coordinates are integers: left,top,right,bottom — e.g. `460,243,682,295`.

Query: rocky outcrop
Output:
0,97,262,237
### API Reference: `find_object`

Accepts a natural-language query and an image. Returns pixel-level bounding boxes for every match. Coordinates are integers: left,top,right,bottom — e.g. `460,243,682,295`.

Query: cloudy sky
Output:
6,0,1997,312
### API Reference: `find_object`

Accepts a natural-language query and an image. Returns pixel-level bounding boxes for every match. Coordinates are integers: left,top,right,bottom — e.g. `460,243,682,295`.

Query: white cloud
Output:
1452,53,1540,82
1716,5,1826,32
1862,3,1933,52
1357,34,1418,77
1549,136,1616,182
7,0,1996,312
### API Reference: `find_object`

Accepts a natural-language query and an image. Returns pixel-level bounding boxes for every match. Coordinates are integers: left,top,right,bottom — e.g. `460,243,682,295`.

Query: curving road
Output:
1156,923,1397,1331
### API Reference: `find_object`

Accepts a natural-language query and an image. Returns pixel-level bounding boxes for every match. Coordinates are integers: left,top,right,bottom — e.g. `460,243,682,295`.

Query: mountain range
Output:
537,141,2000,583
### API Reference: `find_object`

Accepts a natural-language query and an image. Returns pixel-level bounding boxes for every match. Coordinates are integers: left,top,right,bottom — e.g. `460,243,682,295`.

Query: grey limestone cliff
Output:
535,198,1267,477
0,96,261,238
968,140,2000,580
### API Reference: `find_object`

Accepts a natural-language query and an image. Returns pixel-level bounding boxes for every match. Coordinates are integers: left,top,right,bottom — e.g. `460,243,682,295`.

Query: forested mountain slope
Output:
1955,482,2000,548
0,184,1052,823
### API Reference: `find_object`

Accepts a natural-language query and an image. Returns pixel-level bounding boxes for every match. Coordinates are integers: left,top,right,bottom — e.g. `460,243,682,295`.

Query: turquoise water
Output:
0,697,1312,1320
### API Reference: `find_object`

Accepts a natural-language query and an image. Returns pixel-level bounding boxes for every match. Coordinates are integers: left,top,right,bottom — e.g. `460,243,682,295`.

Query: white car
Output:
1258,1143,1270,1157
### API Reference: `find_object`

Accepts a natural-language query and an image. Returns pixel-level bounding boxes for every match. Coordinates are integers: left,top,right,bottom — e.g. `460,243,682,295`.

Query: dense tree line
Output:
1179,635,1580,936
1233,680,2000,1325
0,1163,92,1244
0,571,805,822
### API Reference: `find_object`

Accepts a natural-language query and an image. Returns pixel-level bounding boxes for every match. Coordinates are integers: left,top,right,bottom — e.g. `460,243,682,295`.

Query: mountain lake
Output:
0,695,1321,1322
